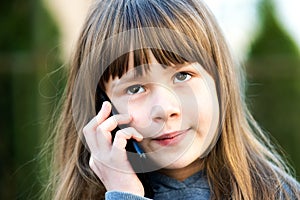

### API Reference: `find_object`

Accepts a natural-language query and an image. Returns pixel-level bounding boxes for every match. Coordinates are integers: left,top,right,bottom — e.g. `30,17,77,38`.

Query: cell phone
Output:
96,87,146,158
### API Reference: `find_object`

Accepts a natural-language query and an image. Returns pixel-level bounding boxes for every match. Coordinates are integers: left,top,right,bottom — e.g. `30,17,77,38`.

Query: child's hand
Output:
83,101,145,196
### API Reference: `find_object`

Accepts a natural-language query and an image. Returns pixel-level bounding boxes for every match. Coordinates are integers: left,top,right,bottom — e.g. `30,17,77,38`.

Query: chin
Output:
161,156,197,169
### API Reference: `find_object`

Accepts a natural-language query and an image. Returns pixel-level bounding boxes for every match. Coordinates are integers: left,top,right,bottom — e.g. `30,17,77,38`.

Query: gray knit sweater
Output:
105,170,210,200
105,169,300,199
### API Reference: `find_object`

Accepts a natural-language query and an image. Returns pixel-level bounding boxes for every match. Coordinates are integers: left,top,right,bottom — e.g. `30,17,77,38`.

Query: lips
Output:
153,128,190,146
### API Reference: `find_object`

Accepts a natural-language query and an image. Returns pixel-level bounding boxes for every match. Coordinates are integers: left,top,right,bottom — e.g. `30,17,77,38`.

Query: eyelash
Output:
125,71,193,95
126,84,145,95
173,71,192,83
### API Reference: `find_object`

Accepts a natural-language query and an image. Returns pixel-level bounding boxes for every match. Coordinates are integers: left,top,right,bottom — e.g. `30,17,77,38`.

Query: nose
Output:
150,87,181,122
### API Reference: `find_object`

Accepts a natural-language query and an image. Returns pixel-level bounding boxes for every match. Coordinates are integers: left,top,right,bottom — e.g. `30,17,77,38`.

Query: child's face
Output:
105,51,219,170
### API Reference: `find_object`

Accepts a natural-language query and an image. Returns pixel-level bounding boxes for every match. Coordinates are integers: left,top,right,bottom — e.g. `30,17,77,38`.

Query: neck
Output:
158,158,204,181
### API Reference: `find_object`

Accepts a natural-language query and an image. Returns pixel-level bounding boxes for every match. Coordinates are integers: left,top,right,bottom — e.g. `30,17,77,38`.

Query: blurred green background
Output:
0,0,299,199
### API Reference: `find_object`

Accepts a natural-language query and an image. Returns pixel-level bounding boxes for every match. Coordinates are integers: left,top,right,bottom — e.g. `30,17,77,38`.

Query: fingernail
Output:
101,101,111,111
136,134,143,139
102,101,109,108
97,101,110,116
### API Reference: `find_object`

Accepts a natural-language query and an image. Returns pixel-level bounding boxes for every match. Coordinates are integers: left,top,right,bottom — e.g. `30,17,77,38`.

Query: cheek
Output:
127,102,152,130
190,83,218,132
127,101,165,138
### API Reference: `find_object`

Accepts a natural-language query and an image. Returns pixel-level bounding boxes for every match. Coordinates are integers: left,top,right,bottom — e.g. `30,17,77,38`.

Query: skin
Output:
83,51,219,196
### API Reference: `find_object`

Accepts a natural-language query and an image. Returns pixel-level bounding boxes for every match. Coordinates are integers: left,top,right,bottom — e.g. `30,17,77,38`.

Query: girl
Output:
46,0,300,199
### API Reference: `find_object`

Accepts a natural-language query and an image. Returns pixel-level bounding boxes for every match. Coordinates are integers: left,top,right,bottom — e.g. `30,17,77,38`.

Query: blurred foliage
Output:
0,0,62,199
246,0,300,179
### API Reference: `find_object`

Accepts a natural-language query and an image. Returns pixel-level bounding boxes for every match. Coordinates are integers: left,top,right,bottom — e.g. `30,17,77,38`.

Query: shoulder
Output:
276,177,300,200
272,164,300,199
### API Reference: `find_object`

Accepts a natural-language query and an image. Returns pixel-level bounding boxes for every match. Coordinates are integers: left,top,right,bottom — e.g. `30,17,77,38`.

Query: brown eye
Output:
174,72,191,83
126,84,145,95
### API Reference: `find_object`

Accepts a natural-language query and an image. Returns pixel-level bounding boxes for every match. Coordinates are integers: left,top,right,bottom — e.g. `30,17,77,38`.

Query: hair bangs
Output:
96,0,212,90
98,47,189,91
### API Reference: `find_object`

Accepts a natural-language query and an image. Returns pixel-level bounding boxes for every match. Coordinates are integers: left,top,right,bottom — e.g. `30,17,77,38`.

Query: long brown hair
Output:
44,0,300,199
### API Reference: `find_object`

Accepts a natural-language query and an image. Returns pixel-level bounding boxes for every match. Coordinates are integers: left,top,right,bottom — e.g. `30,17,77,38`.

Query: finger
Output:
118,127,143,142
83,101,112,152
97,114,132,133
93,114,132,154
83,101,112,135
83,128,100,154
83,101,111,153
110,130,131,160
95,101,112,124
111,128,143,153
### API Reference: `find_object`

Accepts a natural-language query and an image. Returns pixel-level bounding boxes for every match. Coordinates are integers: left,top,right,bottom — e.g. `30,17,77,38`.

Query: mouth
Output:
152,128,190,146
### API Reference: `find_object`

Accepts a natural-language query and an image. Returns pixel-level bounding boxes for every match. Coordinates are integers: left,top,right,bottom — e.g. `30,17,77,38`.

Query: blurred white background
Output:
204,0,300,59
